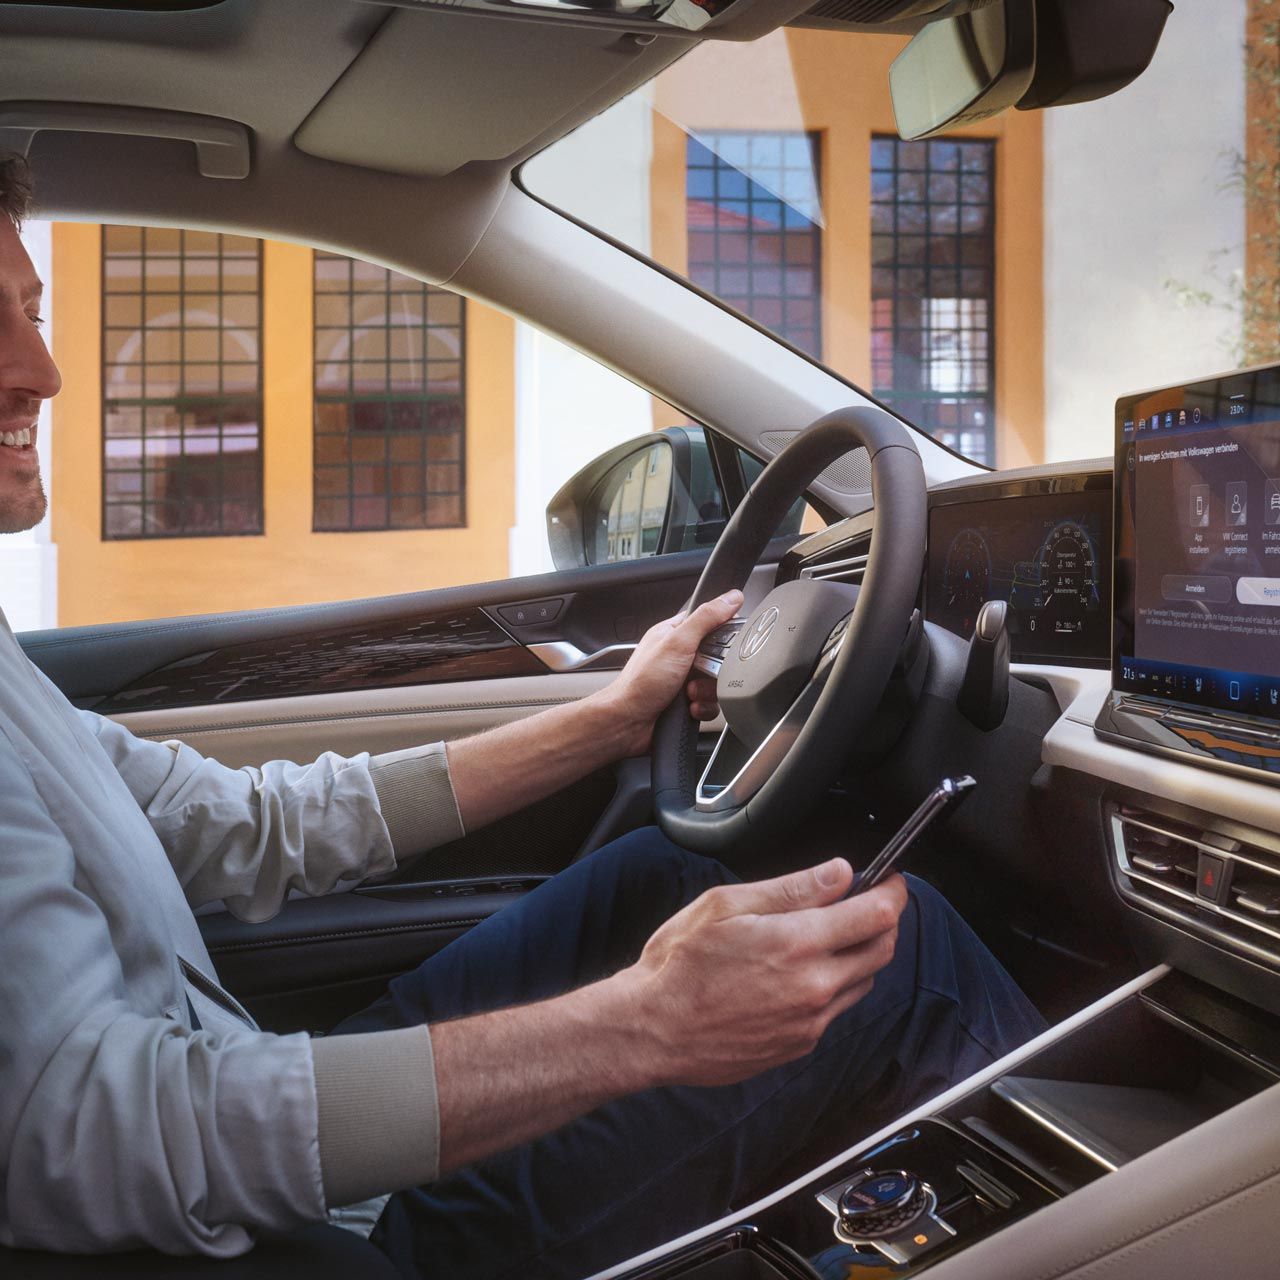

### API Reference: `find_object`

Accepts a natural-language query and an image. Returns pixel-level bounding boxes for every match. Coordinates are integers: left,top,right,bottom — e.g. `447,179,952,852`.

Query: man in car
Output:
0,155,1045,1279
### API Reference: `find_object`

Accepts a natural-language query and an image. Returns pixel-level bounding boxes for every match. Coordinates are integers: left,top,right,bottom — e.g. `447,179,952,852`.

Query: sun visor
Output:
294,8,681,178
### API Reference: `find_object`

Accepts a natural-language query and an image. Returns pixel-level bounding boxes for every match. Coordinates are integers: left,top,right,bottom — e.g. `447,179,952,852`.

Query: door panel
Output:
112,672,618,769
202,883,544,1035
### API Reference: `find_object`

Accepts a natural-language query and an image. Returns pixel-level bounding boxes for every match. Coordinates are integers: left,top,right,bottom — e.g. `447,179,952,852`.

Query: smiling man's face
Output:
0,216,61,534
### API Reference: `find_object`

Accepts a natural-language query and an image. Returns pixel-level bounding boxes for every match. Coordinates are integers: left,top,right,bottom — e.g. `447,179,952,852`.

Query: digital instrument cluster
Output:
924,483,1113,666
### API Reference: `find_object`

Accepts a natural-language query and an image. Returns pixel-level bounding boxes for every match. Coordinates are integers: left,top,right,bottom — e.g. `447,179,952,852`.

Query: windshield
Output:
525,6,1262,471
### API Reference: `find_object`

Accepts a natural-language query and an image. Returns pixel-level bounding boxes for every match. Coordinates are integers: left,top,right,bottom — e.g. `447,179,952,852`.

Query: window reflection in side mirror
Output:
544,426,815,572
546,427,722,570
586,441,674,566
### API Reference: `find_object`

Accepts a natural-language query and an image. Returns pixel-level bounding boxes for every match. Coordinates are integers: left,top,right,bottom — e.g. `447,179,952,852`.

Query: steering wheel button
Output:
709,622,745,646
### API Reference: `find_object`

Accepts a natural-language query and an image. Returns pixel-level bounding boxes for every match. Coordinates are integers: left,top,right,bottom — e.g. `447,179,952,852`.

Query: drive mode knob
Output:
836,1169,929,1240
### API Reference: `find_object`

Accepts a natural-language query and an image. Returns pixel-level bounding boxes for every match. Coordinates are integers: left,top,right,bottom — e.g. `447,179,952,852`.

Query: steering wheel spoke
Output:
696,672,826,812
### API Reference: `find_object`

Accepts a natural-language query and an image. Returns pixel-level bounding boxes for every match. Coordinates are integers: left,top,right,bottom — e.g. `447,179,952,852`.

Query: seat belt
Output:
178,956,256,1028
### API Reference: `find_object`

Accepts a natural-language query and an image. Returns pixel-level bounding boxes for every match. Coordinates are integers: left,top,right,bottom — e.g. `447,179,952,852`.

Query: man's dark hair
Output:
0,153,34,230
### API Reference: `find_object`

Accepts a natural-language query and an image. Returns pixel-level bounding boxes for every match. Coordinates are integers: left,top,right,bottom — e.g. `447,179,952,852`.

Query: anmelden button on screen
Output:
1161,574,1232,604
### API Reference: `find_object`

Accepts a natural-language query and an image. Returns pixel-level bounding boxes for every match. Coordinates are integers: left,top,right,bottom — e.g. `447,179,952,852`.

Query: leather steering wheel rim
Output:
652,406,927,856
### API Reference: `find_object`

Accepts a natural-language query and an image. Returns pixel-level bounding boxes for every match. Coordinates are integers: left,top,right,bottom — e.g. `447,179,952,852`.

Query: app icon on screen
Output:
1227,481,1249,526
1267,480,1280,526
1191,484,1210,528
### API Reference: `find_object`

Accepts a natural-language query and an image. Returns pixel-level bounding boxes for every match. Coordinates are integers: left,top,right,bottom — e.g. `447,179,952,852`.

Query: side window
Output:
17,221,819,630
739,451,808,541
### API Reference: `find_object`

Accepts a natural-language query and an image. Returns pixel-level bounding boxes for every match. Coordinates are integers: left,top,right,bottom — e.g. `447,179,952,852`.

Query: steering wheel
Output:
652,407,927,856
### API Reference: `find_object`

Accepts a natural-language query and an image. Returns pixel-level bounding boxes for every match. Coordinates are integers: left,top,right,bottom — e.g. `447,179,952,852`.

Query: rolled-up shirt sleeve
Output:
76,701,464,921
0,738,326,1256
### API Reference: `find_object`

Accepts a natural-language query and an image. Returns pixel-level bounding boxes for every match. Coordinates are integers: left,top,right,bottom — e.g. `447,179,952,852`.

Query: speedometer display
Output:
925,487,1111,666
942,529,992,637
1038,522,1101,629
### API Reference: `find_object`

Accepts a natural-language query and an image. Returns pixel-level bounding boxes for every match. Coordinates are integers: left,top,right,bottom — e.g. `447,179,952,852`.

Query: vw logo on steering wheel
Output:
739,606,780,660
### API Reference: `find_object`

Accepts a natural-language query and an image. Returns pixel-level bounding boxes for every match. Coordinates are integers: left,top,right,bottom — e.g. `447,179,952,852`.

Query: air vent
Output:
799,533,872,585
1111,807,1280,968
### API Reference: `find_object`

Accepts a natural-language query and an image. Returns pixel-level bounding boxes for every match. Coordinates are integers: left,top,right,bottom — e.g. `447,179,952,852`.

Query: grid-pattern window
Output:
870,136,996,466
313,252,466,532
687,132,822,357
102,228,263,539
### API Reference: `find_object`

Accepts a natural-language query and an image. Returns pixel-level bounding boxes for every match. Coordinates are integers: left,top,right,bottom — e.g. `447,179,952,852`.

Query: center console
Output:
603,968,1280,1280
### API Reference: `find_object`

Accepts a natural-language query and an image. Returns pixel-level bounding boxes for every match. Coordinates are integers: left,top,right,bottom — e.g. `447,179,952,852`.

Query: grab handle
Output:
0,102,250,179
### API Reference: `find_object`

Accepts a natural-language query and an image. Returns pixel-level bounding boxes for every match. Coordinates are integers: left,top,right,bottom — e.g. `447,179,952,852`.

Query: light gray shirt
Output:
0,612,464,1256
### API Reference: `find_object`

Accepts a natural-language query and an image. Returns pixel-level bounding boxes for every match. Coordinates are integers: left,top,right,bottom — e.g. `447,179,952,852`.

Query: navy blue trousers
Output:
333,828,1046,1280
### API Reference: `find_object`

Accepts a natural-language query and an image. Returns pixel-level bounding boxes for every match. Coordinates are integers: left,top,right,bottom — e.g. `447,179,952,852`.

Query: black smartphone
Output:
850,776,977,895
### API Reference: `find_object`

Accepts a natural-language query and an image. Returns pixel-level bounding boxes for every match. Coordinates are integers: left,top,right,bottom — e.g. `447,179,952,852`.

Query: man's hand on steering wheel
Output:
603,589,744,758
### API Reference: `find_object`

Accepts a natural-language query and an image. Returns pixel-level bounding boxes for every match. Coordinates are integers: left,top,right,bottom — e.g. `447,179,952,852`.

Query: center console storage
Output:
614,969,1279,1280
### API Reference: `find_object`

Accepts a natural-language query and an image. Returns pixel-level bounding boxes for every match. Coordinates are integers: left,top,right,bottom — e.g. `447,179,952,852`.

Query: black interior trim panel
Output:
93,606,543,715
21,535,803,710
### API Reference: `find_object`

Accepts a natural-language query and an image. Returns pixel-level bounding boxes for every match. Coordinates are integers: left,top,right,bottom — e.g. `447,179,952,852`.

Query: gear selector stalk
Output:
958,599,1010,731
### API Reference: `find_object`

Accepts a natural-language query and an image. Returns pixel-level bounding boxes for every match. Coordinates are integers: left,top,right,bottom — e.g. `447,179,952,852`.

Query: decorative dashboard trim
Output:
94,606,547,715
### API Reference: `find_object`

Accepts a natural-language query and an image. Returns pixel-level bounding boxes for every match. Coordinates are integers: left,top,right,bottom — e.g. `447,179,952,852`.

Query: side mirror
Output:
889,0,1036,142
545,427,726,571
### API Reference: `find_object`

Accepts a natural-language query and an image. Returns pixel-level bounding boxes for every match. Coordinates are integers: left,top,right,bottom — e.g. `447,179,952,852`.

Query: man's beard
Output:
0,466,48,533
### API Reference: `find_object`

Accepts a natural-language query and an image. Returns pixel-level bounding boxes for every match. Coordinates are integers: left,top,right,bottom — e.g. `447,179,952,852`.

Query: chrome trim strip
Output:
527,641,636,673
694,627,846,812
589,964,1172,1280
693,701,809,813
799,552,868,583
989,1088,1119,1173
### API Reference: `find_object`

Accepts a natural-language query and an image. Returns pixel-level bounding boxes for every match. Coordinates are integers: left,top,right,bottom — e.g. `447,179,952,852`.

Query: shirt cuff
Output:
311,1025,440,1208
368,742,465,860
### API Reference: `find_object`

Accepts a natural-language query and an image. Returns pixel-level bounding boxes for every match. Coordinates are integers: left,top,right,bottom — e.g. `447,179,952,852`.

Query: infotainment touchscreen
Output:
1114,365,1280,724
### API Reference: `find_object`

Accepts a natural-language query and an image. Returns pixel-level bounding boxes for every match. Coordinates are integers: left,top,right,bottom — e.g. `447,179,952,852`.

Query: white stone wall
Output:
0,220,57,632
510,95,658,576
1042,0,1248,463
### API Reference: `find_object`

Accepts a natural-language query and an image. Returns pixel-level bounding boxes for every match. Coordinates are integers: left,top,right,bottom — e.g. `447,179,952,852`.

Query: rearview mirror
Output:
1017,0,1172,111
890,0,1173,141
889,0,1036,142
